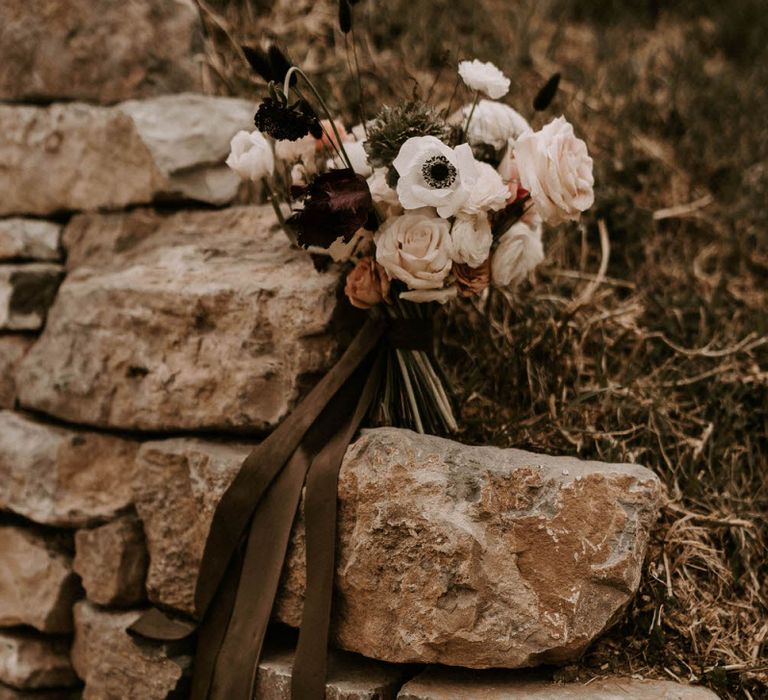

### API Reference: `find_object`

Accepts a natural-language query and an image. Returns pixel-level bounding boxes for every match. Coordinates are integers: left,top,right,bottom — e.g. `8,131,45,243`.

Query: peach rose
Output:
454,260,490,297
344,257,390,309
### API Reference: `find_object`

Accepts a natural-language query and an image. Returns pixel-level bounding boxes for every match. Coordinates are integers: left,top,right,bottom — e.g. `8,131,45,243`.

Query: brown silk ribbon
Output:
129,317,424,699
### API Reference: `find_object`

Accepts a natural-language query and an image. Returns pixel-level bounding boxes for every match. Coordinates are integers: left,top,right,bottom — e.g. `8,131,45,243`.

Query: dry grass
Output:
195,1,767,696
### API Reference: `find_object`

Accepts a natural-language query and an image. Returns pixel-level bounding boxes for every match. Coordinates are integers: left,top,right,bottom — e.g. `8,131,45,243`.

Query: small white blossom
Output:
458,59,510,99
459,162,509,216
225,130,274,181
450,215,492,268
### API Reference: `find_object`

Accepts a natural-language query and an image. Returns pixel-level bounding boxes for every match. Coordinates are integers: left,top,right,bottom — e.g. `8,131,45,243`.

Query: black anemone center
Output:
421,155,457,189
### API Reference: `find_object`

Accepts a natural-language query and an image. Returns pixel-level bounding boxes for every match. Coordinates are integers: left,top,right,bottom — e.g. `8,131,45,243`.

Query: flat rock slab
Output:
71,602,191,700
0,264,63,330
133,428,662,668
0,0,202,104
255,635,407,699
19,206,341,432
0,95,253,216
0,631,77,691
397,668,719,699
0,337,33,409
0,411,138,527
0,220,61,261
0,526,79,633
74,515,148,607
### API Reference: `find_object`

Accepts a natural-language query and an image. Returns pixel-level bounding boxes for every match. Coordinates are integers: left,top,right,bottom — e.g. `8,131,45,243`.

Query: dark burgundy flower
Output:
254,97,322,141
287,169,374,249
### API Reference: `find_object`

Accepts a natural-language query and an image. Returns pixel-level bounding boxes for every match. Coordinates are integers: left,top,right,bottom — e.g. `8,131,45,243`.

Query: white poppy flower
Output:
450,215,492,268
375,211,453,289
460,100,530,150
458,59,510,99
393,136,477,218
225,130,274,181
491,220,544,288
514,116,595,225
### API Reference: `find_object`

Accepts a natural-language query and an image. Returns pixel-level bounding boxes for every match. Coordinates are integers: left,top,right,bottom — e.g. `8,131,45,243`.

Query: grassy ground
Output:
197,1,767,696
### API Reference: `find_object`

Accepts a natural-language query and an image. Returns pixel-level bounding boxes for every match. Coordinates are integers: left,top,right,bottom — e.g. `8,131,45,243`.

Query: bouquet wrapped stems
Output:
374,299,459,435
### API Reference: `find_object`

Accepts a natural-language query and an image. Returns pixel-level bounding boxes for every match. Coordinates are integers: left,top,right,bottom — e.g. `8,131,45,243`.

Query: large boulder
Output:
18,206,342,432
133,428,662,668
397,668,719,699
0,0,202,104
0,411,138,528
0,95,253,217
0,526,79,633
0,631,77,690
0,264,63,331
71,602,191,700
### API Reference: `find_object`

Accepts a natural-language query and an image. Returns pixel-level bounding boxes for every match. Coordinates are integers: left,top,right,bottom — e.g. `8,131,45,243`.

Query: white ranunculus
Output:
393,136,477,218
400,286,458,304
450,215,492,268
459,161,509,216
375,211,453,290
226,130,274,181
514,116,594,225
461,100,530,150
458,59,510,99
328,139,372,176
275,135,316,165
491,220,544,288
367,169,403,218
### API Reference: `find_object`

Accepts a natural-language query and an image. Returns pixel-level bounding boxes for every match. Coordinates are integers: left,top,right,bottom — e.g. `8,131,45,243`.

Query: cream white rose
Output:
375,211,453,290
393,136,477,218
458,59,510,99
459,161,509,216
451,215,492,268
226,130,274,181
491,220,544,288
461,100,529,150
514,116,594,225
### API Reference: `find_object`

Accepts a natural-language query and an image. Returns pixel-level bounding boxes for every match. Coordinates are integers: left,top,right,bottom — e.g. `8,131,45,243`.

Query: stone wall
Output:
0,2,718,698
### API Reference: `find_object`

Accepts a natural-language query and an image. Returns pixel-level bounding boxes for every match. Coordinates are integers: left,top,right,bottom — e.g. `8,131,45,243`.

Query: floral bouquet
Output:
226,46,594,436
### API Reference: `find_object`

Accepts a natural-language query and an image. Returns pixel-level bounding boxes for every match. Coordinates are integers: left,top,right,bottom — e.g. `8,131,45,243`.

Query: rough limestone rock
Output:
0,0,202,104
74,515,148,606
0,337,33,409
255,637,406,700
0,631,77,690
397,668,720,699
133,429,662,668
72,602,190,700
0,265,63,330
19,206,341,432
0,411,138,528
0,220,61,261
0,96,252,217
0,526,79,633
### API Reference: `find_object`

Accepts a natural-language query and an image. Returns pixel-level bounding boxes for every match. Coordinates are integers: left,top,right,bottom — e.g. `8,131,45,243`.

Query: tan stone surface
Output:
254,636,406,700
0,220,61,261
0,526,78,633
19,206,341,432
0,95,254,217
0,411,138,528
74,515,148,606
397,668,720,699
0,0,202,104
71,601,191,700
0,631,77,690
0,265,63,331
0,337,33,409
133,428,662,668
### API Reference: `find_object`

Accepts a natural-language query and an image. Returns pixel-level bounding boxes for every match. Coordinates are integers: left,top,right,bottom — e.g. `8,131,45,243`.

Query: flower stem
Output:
350,27,367,136
284,67,354,170
463,91,480,141
262,178,296,246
